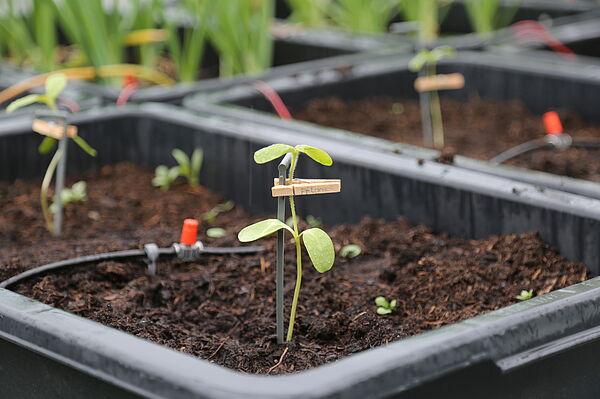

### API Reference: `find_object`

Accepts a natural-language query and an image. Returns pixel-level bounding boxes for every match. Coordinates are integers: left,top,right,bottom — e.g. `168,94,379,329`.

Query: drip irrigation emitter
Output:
0,219,264,289
490,111,600,165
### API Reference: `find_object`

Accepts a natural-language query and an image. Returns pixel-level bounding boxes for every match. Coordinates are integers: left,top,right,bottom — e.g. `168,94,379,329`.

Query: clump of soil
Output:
0,163,591,374
294,97,600,182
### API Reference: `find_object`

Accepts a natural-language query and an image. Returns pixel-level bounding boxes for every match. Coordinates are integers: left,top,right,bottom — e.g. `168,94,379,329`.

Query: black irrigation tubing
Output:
490,138,600,164
0,245,265,289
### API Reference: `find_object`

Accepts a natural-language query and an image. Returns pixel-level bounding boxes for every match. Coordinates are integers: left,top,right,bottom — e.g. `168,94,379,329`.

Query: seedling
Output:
152,165,180,191
172,148,203,187
409,46,459,149
516,289,534,301
464,0,521,37
285,0,330,28
152,147,203,190
6,73,96,235
49,181,86,214
206,227,226,238
328,0,397,33
340,244,361,259
375,296,397,315
306,215,323,228
202,200,235,224
238,143,340,342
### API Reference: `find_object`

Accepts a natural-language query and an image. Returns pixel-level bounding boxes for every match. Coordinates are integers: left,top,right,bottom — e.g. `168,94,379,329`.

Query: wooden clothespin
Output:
32,119,78,139
272,178,341,197
414,73,465,93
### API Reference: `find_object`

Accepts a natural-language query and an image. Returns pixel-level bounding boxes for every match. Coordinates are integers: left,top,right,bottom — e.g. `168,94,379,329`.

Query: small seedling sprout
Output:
206,227,226,238
152,147,203,190
238,143,336,342
49,181,87,214
172,148,203,187
375,296,397,315
409,46,456,149
516,289,533,301
202,200,235,224
6,73,97,234
340,244,361,259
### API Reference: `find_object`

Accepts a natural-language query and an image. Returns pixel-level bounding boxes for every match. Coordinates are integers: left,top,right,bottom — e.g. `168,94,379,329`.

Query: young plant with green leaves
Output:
164,0,210,82
0,0,58,71
206,0,274,77
285,0,330,28
464,0,521,37
375,296,397,315
172,148,203,187
409,45,456,149
49,180,86,214
6,73,97,233
399,0,453,44
329,0,398,33
202,200,235,224
238,144,335,342
152,147,203,190
516,289,533,301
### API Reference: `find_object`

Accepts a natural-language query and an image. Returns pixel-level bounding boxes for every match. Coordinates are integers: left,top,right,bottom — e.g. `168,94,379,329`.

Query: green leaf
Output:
408,50,429,72
390,299,397,310
38,136,57,154
172,148,190,175
238,219,295,242
375,296,389,308
430,46,456,62
206,227,226,238
377,307,392,315
190,147,203,184
253,144,294,164
6,94,41,113
45,73,68,101
301,228,334,273
340,244,361,259
72,136,97,157
295,145,333,166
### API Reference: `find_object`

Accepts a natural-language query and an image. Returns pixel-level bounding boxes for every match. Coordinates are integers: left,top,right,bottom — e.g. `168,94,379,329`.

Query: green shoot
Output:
172,148,203,187
328,0,398,33
5,73,97,233
238,143,335,342
49,181,86,214
306,215,323,228
399,0,453,44
375,296,397,315
516,289,533,301
340,244,361,258
464,0,521,37
206,0,275,77
164,0,210,82
202,200,235,224
0,0,58,71
206,227,226,238
285,0,330,28
152,165,180,191
409,46,456,149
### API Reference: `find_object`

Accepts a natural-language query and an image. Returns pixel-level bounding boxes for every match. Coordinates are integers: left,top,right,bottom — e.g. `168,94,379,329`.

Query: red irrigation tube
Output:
116,76,138,107
511,20,576,61
253,80,293,120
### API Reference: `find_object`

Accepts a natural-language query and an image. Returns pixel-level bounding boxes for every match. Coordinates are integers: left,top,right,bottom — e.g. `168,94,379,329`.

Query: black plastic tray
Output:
3,103,600,397
183,50,600,200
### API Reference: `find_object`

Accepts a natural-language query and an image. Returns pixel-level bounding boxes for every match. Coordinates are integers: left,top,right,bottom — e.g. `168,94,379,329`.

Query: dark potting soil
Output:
0,163,591,374
294,96,600,182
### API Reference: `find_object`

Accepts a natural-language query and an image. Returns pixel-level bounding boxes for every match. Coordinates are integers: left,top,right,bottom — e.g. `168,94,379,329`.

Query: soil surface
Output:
294,97,600,182
0,163,591,374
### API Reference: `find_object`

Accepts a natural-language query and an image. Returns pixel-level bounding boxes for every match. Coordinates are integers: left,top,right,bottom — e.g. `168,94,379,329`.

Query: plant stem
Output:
40,148,62,232
286,152,302,342
428,62,444,149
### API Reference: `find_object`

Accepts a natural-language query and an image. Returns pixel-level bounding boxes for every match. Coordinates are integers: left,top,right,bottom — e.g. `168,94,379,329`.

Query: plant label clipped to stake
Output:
414,73,465,93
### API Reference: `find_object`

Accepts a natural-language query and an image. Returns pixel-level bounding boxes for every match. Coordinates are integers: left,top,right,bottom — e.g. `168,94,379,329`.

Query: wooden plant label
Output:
32,119,78,139
414,73,465,93
272,178,341,197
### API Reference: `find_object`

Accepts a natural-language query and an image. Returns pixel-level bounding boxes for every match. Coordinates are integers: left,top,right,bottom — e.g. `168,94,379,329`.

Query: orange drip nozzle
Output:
543,111,564,136
180,219,199,246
